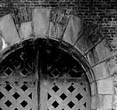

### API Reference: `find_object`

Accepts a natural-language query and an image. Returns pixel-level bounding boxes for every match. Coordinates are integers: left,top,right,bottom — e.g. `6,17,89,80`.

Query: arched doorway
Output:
0,38,91,110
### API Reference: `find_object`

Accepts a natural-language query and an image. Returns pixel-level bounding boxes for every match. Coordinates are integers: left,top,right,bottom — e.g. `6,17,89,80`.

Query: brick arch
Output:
1,8,114,109
0,10,97,84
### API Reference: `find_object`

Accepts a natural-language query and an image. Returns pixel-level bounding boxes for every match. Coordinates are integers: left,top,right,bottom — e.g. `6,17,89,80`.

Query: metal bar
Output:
34,46,40,110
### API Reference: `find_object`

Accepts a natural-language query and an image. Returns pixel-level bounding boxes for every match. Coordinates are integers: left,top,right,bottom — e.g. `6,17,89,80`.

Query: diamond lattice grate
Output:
0,80,37,110
44,81,90,110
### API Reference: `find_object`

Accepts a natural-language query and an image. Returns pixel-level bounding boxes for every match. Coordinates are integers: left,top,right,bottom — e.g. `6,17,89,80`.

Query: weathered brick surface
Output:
63,15,81,45
102,95,113,109
90,82,97,95
92,62,110,80
87,39,113,66
0,14,20,45
32,8,51,37
97,77,114,94
19,22,32,39
91,95,97,109
97,94,113,109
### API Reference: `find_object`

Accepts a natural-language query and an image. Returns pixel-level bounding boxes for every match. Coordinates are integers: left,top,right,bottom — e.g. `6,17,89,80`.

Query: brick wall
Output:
0,0,116,22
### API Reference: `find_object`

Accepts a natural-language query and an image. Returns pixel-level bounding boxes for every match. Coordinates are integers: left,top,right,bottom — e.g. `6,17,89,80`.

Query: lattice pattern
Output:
0,79,37,110
40,79,90,110
4,67,13,76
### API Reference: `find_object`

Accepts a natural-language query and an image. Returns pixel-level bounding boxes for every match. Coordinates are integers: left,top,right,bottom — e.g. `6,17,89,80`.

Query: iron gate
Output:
0,39,91,110
40,78,90,110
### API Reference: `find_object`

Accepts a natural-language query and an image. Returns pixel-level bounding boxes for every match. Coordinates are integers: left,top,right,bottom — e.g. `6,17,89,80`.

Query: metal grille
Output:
40,78,90,110
0,66,90,110
0,59,37,110
0,77,38,110
0,39,91,110
0,78,38,110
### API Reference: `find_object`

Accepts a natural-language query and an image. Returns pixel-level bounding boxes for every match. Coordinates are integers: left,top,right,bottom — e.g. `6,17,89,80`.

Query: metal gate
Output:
0,47,38,110
40,71,90,110
0,74,38,110
0,39,91,110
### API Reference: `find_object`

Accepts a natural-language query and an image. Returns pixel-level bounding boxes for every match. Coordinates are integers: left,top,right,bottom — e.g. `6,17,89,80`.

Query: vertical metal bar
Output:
34,44,40,110
37,51,40,110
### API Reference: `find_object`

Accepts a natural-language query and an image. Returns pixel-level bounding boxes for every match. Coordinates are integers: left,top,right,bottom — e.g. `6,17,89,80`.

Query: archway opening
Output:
0,38,92,110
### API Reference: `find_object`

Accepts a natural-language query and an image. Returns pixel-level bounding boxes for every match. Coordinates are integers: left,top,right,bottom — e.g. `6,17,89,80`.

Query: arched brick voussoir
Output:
32,8,51,38
92,62,110,80
62,15,82,45
96,94,113,109
74,34,94,55
19,22,33,40
49,22,63,39
90,81,97,96
86,39,113,66
0,14,20,46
